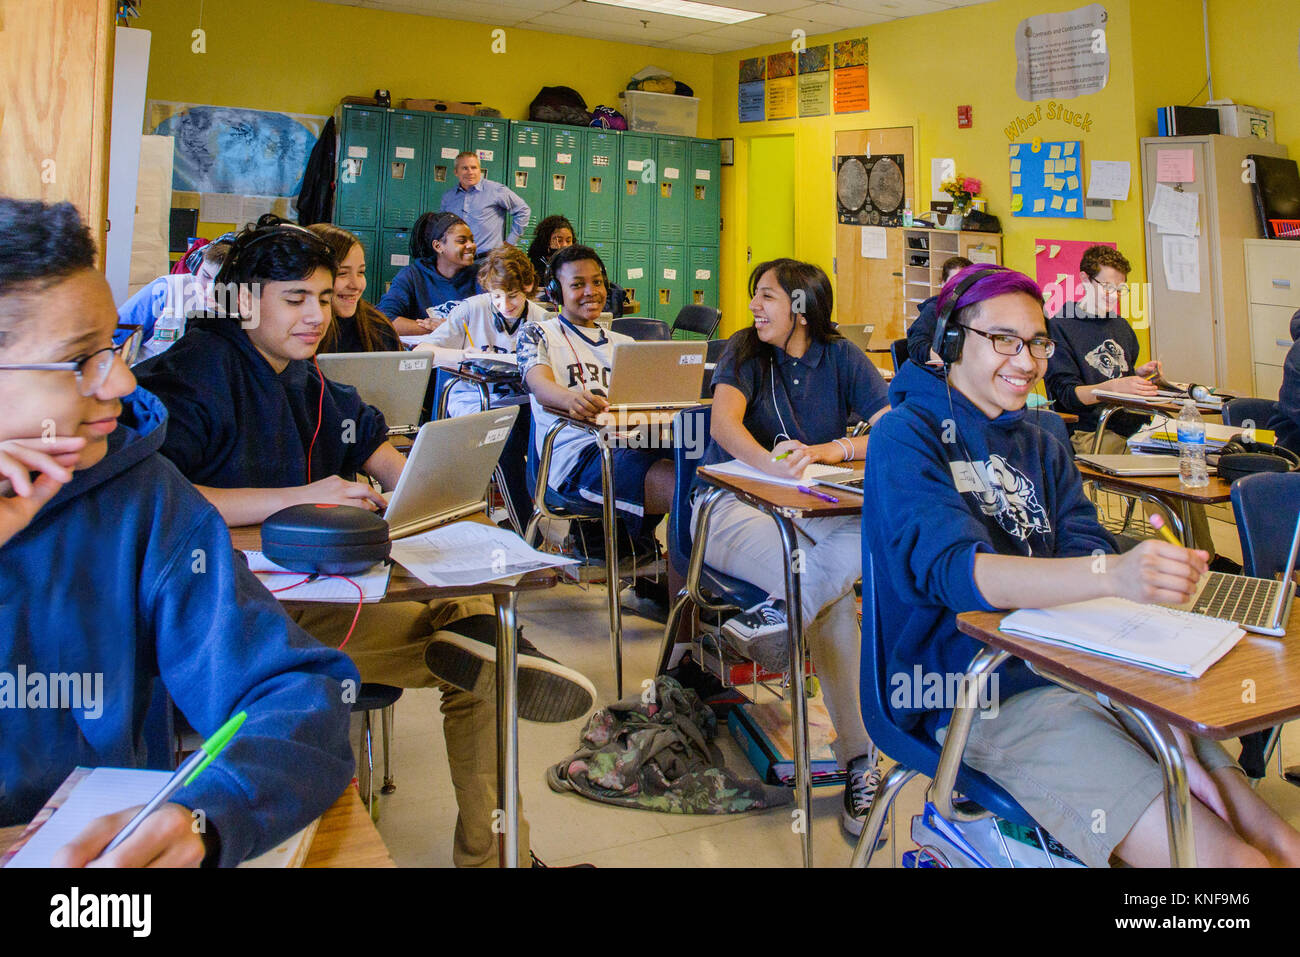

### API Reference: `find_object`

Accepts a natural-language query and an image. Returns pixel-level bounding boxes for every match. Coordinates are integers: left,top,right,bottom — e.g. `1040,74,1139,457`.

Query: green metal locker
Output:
546,125,583,230
652,244,685,323
586,239,618,293
379,228,413,297
618,243,651,313
423,115,469,217
682,245,719,336
334,105,386,228
347,228,377,303
507,122,548,248
618,134,655,244
469,118,508,184
686,140,721,246
582,130,620,243
382,111,428,229
654,138,689,245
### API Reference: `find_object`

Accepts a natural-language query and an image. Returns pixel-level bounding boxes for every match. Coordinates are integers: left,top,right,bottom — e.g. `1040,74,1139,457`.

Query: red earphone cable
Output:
306,356,325,484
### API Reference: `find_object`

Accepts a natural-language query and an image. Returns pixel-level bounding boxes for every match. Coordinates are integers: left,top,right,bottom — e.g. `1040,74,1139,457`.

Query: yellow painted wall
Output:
1208,0,1300,160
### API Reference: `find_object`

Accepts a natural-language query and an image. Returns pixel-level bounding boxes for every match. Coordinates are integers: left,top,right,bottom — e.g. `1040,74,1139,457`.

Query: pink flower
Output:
961,177,981,194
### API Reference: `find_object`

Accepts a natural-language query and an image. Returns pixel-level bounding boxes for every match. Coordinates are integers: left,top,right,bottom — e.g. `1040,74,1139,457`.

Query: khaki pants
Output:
292,597,530,868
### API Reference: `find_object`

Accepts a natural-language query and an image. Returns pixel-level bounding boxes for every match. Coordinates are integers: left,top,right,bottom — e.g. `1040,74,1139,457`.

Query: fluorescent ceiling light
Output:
584,0,764,24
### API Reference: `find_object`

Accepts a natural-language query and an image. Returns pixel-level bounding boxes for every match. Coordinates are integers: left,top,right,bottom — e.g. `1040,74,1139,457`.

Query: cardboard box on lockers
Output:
1212,101,1275,142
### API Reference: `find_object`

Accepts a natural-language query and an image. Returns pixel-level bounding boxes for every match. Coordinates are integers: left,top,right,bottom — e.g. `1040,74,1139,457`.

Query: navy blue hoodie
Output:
905,295,939,367
1045,306,1146,436
376,258,478,321
133,317,389,488
0,389,358,864
1267,310,1300,455
862,362,1117,735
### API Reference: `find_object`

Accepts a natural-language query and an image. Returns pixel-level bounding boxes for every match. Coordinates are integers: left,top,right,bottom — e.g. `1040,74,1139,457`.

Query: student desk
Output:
954,599,1300,867
230,522,557,869
694,463,866,869
0,787,395,867
1075,462,1231,550
1089,394,1222,454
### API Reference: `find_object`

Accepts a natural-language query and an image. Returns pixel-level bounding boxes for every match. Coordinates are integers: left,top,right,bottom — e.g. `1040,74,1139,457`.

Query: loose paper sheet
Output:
860,226,888,259
1161,234,1201,293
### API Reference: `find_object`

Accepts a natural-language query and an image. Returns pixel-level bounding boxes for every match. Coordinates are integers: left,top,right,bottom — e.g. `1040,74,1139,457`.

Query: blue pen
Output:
798,485,839,504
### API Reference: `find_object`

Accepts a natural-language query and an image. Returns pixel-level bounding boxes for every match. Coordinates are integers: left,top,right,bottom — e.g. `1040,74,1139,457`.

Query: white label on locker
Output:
695,269,711,280
556,152,573,164
678,353,703,365
627,159,644,172
391,254,410,266
665,167,680,180
399,358,429,372
478,149,494,162
347,146,369,159
593,155,610,167
627,268,644,279
480,427,510,446
696,169,711,180
395,147,416,159
663,268,678,280
441,147,459,159
518,155,537,168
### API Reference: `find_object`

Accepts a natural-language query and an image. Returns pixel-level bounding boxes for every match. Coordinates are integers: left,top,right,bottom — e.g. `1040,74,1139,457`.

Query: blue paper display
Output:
1009,140,1084,219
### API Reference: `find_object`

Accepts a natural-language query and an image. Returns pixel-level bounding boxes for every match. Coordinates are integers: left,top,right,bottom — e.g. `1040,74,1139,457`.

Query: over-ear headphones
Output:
933,267,1002,365
1214,436,1300,483
214,222,334,291
545,247,605,310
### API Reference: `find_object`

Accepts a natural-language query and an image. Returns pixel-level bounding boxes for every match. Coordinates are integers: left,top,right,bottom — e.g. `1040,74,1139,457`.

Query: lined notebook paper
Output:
243,551,391,603
699,459,855,489
1000,597,1245,678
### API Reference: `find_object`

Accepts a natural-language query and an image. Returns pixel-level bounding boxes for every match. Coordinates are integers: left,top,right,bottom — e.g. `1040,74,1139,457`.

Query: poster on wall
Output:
797,45,831,117
835,153,906,227
833,38,870,113
1010,140,1085,219
1035,238,1117,314
1014,3,1110,101
739,57,766,123
766,52,797,120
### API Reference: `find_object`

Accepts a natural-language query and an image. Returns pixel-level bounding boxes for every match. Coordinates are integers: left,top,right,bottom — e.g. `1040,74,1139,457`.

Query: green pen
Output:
772,450,793,461
98,711,247,857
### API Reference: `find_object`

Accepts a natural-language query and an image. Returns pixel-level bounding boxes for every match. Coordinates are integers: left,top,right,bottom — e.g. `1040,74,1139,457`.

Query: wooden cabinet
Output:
902,228,1002,329
1244,240,1300,399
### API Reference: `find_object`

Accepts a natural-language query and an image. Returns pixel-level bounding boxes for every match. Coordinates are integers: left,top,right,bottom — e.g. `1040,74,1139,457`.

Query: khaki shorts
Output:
938,685,1238,868
1071,428,1129,455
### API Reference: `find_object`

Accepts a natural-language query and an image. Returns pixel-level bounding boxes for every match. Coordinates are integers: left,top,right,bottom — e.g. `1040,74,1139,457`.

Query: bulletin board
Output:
1010,140,1084,219
1036,238,1117,314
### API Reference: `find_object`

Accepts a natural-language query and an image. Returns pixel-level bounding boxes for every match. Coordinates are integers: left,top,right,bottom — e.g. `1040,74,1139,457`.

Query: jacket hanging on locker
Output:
297,115,336,226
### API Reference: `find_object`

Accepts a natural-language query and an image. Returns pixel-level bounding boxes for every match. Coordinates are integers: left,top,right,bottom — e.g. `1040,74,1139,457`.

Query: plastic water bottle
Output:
1177,399,1209,488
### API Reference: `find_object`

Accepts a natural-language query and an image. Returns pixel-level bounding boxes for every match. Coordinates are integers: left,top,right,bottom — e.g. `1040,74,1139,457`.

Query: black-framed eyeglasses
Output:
0,328,142,396
959,324,1055,359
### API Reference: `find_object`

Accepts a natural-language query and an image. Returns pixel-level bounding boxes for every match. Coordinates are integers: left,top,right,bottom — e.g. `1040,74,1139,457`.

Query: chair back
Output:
669,406,711,577
611,316,672,341
859,540,1036,827
673,305,722,339
1223,396,1279,431
890,339,908,373
1231,472,1300,579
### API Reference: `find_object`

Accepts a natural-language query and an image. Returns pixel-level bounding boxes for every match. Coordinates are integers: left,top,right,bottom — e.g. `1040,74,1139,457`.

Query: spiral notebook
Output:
1000,597,1245,678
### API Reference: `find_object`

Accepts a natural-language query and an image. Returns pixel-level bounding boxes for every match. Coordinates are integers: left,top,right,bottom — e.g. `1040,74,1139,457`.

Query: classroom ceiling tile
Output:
814,0,949,16
522,10,682,40
785,3,890,28
542,1,701,29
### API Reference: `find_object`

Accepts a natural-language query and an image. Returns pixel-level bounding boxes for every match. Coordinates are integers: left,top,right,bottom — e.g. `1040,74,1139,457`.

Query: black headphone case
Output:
261,504,391,575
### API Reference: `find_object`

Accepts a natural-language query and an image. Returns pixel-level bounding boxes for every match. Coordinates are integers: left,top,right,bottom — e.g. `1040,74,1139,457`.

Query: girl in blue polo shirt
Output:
377,211,480,337
694,258,890,839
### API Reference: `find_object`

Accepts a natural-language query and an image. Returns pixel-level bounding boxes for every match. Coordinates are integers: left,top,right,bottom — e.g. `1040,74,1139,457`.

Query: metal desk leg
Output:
494,592,520,869
1092,405,1121,454
771,509,812,868
1181,499,1198,552
598,434,623,699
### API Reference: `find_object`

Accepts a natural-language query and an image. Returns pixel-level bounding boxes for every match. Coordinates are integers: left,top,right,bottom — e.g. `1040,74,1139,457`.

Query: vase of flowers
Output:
940,173,982,229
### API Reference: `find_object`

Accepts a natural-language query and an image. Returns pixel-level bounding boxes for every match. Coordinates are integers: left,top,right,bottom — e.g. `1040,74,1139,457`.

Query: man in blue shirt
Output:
440,152,530,257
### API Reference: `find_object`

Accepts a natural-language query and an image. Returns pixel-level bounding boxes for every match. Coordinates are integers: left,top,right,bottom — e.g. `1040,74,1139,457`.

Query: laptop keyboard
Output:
1192,572,1280,628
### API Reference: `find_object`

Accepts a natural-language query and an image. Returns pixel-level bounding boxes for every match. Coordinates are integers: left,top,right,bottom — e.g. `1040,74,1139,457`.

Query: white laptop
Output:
317,351,434,434
605,341,709,411
382,406,519,539
1077,453,1217,477
1176,512,1300,637
838,323,876,352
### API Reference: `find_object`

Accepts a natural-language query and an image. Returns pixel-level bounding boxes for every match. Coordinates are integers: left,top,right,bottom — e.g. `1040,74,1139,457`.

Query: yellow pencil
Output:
1149,513,1181,546
463,322,476,349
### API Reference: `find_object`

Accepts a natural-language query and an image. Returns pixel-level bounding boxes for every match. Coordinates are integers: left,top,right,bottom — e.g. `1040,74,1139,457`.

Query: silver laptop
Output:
382,407,519,539
606,341,709,411
317,351,434,434
838,324,876,352
1176,513,1300,637
1077,453,1217,477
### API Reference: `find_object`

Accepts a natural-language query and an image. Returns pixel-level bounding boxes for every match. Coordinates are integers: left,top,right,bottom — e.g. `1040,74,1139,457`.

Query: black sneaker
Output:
841,752,887,842
720,599,789,674
425,628,597,723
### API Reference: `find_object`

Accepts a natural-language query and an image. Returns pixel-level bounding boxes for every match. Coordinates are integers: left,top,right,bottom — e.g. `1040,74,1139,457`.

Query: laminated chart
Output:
1010,140,1084,219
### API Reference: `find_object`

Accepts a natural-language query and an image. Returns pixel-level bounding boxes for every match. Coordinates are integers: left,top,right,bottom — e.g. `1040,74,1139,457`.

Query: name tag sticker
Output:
665,167,680,180
663,268,677,280
679,354,703,366
391,254,410,266
441,147,459,159
347,146,369,159
556,152,573,164
627,159,644,172
480,427,510,446
695,269,711,280
627,267,644,279
518,155,536,168
948,461,986,495
395,146,415,159
399,358,429,371
696,169,711,180
478,149,494,162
